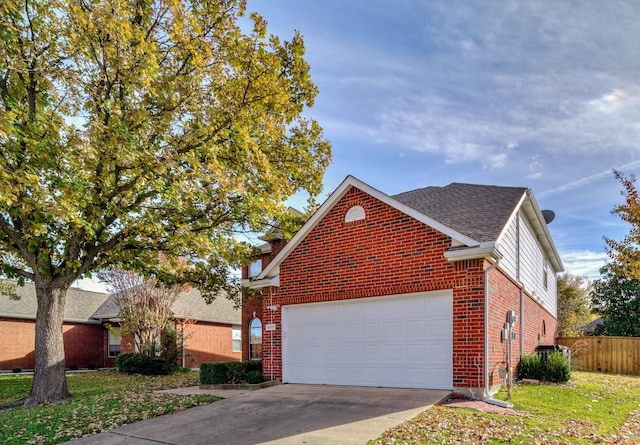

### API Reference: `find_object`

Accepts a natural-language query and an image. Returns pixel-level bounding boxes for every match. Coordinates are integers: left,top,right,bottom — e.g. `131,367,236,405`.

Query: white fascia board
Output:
444,242,502,262
258,175,479,280
495,191,527,243
521,191,564,273
0,313,102,324
242,275,280,290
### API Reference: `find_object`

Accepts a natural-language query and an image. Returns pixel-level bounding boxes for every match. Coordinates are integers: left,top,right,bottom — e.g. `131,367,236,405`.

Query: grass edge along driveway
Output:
0,370,218,445
371,372,640,444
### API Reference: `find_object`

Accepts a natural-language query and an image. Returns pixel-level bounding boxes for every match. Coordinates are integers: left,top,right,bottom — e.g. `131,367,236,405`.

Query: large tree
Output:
590,266,640,336
556,273,592,337
0,0,330,405
606,170,640,279
99,267,183,356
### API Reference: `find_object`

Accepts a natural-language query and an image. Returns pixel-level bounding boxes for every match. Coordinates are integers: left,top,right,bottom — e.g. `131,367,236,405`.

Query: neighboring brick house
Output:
0,282,108,370
1,282,241,370
92,287,242,367
242,176,563,398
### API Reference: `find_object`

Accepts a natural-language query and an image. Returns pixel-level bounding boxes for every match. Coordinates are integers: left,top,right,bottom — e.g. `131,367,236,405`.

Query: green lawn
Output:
371,372,640,444
0,370,218,445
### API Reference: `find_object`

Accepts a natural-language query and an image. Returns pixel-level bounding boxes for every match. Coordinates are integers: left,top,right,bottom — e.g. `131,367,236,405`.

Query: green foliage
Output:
591,265,640,336
556,273,593,337
545,351,571,383
10,367,21,374
225,362,246,384
115,353,170,376
518,353,543,380
246,370,264,384
199,363,228,385
245,360,262,374
0,0,330,403
605,171,640,279
161,323,180,367
199,361,264,385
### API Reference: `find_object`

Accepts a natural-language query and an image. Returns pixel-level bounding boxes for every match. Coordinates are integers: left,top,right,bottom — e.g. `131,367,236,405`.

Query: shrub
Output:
200,363,228,384
68,364,79,371
116,353,170,375
519,353,543,380
246,370,264,384
200,361,264,385
161,323,180,367
11,367,21,373
170,366,191,373
246,360,262,373
226,361,247,384
544,351,571,383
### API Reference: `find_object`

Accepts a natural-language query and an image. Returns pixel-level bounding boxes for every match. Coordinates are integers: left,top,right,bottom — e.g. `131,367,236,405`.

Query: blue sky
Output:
243,0,640,281
75,0,640,292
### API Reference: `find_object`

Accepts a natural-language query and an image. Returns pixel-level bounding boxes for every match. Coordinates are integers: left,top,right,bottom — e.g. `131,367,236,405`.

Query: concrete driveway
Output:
68,384,450,445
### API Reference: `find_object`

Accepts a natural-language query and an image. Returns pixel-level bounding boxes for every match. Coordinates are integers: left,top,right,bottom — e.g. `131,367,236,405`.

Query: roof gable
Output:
258,176,482,280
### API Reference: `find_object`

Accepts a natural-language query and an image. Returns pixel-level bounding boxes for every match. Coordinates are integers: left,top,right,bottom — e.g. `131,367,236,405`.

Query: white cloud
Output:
560,250,609,281
539,159,640,198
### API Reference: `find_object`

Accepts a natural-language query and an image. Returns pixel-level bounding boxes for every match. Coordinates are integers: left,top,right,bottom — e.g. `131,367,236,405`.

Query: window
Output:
249,260,262,279
249,318,262,360
542,320,546,337
543,259,548,290
232,325,241,352
345,205,365,223
108,326,121,358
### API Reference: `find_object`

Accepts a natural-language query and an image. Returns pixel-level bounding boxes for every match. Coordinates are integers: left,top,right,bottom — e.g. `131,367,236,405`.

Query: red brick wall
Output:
182,321,241,367
487,266,558,389
0,318,106,370
487,266,521,391
0,318,36,370
63,323,106,369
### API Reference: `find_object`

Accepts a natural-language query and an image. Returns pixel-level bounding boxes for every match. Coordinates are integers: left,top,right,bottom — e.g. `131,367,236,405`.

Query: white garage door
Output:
282,290,453,389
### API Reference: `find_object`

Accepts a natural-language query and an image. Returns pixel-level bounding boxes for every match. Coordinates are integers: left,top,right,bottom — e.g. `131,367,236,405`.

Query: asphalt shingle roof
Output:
0,281,109,322
92,286,241,325
393,183,528,243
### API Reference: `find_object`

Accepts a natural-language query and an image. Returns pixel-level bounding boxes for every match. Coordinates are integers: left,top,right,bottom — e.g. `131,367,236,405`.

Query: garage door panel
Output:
403,344,426,361
282,290,453,389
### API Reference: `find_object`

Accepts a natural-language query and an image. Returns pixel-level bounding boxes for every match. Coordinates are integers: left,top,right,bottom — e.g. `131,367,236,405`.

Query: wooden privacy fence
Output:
557,336,640,376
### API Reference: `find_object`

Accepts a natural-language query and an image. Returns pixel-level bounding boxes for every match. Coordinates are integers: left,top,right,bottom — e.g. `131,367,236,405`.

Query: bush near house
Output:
518,351,570,382
200,361,264,385
115,353,171,376
518,353,543,380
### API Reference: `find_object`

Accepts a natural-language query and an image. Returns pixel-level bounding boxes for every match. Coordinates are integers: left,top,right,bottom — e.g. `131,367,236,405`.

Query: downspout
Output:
483,257,500,399
483,256,514,408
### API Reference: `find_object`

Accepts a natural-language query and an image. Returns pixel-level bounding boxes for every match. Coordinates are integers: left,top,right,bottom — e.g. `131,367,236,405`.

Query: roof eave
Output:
522,191,564,273
242,275,280,290
444,242,503,262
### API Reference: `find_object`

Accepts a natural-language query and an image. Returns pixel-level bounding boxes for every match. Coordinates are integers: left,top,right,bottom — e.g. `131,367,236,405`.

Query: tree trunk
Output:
23,282,72,406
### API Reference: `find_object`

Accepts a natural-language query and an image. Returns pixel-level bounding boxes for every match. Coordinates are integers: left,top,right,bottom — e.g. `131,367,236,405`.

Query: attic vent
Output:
345,205,365,223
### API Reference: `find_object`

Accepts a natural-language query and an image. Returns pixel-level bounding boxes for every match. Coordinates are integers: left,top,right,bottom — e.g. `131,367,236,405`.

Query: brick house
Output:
0,282,109,370
93,287,242,367
1,282,241,370
242,176,563,398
